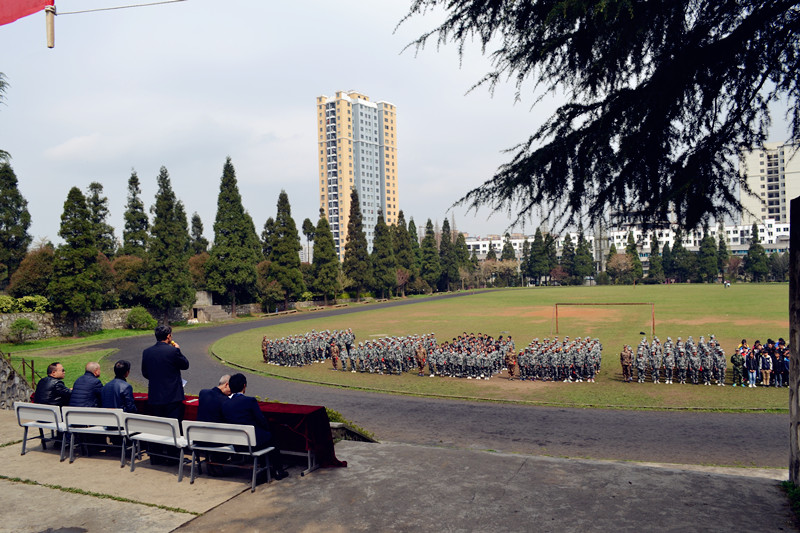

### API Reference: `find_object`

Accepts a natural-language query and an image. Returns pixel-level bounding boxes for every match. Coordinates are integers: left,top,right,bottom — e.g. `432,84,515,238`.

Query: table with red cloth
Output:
133,393,346,473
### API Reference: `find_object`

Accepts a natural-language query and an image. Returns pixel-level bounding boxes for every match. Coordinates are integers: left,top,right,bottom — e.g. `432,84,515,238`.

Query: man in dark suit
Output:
197,375,230,423
221,373,288,479
69,362,103,407
142,325,189,420
34,362,71,406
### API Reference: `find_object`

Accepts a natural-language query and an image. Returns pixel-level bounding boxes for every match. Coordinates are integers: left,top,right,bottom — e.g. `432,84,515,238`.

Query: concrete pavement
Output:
0,408,794,532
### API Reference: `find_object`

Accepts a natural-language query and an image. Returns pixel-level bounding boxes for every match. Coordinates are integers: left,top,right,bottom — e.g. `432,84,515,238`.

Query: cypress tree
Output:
439,218,460,291
312,209,339,305
268,190,306,309
342,189,372,300
419,219,441,291
0,162,32,283
560,234,575,276
190,212,209,255
625,231,643,280
371,213,396,298
392,210,414,296
408,218,421,274
744,223,768,282
661,242,673,279
86,182,117,258
647,233,664,281
573,225,593,281
144,166,194,322
717,223,729,278
528,228,547,285
47,187,103,336
205,157,261,317
302,218,315,262
485,245,497,261
500,233,516,261
544,233,558,283
261,217,275,260
520,238,531,285
121,171,149,258
697,227,718,283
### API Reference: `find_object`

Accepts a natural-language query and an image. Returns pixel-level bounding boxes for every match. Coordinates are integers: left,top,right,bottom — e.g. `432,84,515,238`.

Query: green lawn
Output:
9,349,118,389
211,284,790,411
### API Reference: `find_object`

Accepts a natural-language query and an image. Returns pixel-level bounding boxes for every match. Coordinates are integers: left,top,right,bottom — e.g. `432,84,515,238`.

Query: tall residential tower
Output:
740,142,800,225
317,90,398,258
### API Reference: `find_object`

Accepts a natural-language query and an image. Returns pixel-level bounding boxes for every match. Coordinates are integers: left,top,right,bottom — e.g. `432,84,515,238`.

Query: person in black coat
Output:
221,373,288,479
101,360,137,412
141,325,189,420
34,362,71,406
197,375,231,423
69,362,103,407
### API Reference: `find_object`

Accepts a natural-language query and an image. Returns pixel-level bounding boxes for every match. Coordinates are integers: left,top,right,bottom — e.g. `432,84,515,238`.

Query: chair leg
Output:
251,456,258,492
60,431,68,462
39,428,46,450
130,441,138,472
69,433,76,463
177,449,185,482
21,427,28,455
119,437,126,468
190,451,197,484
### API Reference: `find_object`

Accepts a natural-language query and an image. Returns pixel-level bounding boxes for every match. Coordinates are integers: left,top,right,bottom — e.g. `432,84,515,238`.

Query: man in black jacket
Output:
197,375,230,423
142,325,189,420
221,373,288,479
69,362,103,407
34,362,71,406
101,360,137,412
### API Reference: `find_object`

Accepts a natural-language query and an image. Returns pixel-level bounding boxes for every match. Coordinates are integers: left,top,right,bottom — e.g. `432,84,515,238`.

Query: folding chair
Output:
182,420,274,492
14,402,66,460
124,413,188,481
61,407,130,467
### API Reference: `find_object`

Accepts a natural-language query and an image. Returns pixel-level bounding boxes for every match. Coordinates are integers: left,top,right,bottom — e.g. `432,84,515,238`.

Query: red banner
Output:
0,0,54,26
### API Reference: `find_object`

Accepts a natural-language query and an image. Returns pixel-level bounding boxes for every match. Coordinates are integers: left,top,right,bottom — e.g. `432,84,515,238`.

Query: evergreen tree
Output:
560,234,575,276
302,218,315,262
7,244,54,297
528,228,547,285
697,227,718,283
190,212,209,255
343,189,372,300
86,182,117,258
268,190,306,309
485,245,497,261
439,218,460,291
0,73,8,162
573,225,594,281
370,213,396,298
408,218,422,274
647,233,664,282
419,219,441,291
744,223,769,282
144,166,194,322
121,171,149,258
312,209,339,305
500,233,516,261
661,242,673,279
392,211,415,296
205,158,262,317
770,252,789,282
625,231,643,280
519,238,530,285
606,242,618,265
543,232,558,284
0,163,32,283
112,254,147,307
671,229,697,282
717,224,730,278
406,1,800,229
261,217,275,260
47,187,103,336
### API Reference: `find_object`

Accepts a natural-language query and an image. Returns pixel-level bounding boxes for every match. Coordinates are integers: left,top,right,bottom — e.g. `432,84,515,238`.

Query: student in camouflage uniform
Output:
635,349,647,383
688,349,701,384
330,342,340,371
713,342,726,386
730,347,745,387
675,348,688,384
662,345,675,384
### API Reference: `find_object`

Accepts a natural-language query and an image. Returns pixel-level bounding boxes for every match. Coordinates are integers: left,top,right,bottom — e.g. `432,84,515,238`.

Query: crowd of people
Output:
618,335,790,387
261,329,355,366
509,337,603,382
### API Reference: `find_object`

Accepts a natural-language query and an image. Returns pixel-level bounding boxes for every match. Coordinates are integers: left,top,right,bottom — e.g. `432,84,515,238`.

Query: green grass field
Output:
212,284,790,411
9,349,118,390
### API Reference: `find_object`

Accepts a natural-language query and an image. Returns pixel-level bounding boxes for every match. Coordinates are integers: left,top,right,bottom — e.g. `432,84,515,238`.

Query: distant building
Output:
316,90,399,259
740,142,800,225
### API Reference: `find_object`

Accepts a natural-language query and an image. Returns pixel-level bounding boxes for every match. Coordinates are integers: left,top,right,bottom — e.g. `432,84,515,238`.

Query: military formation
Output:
621,335,727,385
261,329,355,367
511,336,603,382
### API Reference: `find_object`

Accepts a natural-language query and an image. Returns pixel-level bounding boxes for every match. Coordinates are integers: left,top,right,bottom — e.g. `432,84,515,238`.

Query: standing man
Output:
505,349,518,381
101,360,137,412
142,325,189,420
69,362,103,407
34,362,71,406
620,345,633,383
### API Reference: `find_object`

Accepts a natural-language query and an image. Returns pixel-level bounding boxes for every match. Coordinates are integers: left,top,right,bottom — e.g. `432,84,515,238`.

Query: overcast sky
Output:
0,0,793,246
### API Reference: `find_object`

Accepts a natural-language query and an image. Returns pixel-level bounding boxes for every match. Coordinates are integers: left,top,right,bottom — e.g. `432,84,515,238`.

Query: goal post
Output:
553,302,655,337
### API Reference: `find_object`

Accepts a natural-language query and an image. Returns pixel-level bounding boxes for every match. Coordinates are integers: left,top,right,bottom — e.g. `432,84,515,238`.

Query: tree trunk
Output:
72,316,78,338
789,196,800,483
324,294,328,306
230,290,237,318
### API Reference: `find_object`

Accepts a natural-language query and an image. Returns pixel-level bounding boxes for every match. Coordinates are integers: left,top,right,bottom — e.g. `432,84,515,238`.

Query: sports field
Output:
212,284,790,411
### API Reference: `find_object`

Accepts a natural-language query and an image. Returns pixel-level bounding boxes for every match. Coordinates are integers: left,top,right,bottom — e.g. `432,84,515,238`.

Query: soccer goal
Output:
553,302,656,337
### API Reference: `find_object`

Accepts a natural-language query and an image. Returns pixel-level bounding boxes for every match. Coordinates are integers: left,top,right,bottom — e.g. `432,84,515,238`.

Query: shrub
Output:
0,295,17,313
300,291,314,302
126,306,157,330
8,317,38,343
16,295,50,313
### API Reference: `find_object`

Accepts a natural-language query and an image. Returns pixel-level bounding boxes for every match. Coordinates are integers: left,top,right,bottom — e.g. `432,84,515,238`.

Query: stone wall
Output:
0,307,189,342
0,354,34,410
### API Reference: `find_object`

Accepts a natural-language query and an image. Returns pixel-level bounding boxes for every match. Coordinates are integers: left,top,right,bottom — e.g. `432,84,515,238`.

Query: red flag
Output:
0,0,54,26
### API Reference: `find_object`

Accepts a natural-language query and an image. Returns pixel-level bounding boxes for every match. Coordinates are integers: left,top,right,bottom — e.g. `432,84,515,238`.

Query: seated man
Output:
197,375,231,423
69,362,103,407
101,360,137,413
34,362,71,406
221,373,288,480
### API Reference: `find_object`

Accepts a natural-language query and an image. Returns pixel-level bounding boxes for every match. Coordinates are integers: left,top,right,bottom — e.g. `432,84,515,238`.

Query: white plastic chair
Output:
61,406,130,467
182,419,274,492
124,413,188,481
14,402,66,459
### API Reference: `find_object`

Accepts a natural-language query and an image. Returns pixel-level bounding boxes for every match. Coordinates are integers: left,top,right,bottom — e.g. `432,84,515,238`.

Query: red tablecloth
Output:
133,393,346,468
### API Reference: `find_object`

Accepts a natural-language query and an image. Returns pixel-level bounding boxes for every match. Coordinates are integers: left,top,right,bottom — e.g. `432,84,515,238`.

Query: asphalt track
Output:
99,292,789,469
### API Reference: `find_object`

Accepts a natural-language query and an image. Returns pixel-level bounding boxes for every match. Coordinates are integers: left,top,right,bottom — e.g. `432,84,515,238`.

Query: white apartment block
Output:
740,142,800,225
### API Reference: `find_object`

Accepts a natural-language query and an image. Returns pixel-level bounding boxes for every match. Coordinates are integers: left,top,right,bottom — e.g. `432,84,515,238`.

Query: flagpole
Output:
46,4,55,48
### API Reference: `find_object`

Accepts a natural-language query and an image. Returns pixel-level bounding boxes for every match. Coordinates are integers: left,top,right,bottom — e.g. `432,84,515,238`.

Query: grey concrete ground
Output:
180,440,794,533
